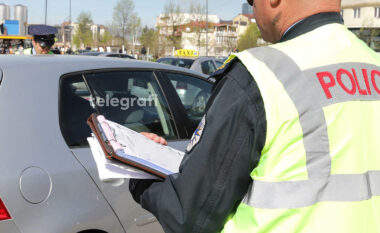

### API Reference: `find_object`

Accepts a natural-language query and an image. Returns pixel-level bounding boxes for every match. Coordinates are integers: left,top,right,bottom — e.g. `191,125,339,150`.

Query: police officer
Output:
131,0,380,232
17,25,57,55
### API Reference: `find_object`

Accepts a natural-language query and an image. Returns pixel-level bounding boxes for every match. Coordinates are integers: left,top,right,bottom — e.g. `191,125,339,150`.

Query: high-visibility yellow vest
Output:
15,48,32,55
222,23,380,233
15,48,53,55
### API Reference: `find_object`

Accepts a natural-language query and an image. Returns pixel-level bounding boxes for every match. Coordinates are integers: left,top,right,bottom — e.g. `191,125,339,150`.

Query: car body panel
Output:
0,56,209,233
0,220,22,233
0,63,124,233
71,147,164,233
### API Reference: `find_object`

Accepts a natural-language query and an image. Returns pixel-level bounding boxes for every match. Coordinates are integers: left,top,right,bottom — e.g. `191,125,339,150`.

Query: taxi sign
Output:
174,49,199,57
0,35,32,40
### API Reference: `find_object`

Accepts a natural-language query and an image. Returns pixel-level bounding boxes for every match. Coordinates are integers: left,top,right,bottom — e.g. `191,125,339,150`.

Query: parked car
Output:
80,51,136,59
0,55,212,233
156,56,224,75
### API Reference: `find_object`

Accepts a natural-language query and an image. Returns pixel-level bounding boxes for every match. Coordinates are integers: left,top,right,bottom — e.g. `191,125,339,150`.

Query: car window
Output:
120,54,134,59
201,60,216,75
106,54,120,58
85,71,177,140
60,75,96,147
176,59,194,68
165,72,212,130
157,58,173,65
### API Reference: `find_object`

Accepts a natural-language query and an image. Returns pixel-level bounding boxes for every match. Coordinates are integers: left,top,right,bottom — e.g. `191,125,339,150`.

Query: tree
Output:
72,12,93,49
129,14,141,54
188,1,206,52
163,0,183,49
357,28,380,51
100,29,112,46
113,0,136,47
237,23,261,51
139,26,160,58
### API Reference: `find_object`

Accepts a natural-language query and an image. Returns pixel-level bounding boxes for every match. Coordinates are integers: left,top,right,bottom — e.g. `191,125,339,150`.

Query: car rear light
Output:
0,198,11,220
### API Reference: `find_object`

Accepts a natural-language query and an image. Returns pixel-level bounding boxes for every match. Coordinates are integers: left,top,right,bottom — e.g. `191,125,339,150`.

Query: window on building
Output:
354,8,361,18
375,7,380,18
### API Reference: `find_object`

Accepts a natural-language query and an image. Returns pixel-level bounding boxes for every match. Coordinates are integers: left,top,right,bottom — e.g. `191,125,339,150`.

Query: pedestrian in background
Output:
131,0,380,232
141,45,147,60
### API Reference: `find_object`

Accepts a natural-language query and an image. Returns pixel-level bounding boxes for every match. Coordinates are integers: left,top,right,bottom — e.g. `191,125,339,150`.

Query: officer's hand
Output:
140,132,168,145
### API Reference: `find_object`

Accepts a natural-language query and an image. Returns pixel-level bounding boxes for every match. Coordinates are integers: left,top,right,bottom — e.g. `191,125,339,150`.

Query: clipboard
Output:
87,113,184,179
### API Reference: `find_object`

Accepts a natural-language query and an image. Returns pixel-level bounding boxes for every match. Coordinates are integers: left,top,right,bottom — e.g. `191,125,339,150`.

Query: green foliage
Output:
101,30,112,45
357,28,380,51
237,23,261,51
139,26,160,58
73,12,94,48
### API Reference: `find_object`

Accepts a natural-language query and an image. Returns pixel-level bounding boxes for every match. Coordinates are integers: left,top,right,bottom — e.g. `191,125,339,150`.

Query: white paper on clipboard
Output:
88,136,159,181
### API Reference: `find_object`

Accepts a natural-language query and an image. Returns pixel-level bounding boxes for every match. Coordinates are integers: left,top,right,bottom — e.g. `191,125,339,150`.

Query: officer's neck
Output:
276,1,341,42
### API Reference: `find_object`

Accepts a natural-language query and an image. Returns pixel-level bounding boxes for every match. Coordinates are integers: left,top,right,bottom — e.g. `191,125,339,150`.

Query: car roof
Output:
0,55,209,79
158,56,218,61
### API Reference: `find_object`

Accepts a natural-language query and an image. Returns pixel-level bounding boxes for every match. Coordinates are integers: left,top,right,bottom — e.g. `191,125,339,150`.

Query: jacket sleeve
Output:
133,60,266,233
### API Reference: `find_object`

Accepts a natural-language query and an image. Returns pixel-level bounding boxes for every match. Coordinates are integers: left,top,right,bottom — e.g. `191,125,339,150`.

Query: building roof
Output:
242,14,255,20
342,0,380,8
219,20,233,25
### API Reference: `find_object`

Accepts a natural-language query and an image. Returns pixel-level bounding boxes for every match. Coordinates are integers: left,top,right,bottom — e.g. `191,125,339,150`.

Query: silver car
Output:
0,55,212,233
79,52,136,59
156,56,224,75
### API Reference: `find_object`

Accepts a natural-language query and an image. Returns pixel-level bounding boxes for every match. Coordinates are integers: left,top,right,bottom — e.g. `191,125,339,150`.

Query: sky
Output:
1,0,247,27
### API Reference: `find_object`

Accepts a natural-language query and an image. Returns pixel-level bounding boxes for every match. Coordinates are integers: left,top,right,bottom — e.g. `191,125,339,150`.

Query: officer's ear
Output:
270,0,281,7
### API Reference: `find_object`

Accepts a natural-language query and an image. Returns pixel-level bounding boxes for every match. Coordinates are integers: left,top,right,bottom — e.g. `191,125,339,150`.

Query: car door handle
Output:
135,214,158,226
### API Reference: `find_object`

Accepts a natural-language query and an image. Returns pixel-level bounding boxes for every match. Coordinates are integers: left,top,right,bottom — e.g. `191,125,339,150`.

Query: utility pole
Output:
45,0,47,24
206,0,208,56
69,0,71,24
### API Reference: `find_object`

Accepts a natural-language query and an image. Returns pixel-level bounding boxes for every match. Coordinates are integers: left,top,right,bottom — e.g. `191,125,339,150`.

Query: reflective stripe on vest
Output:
222,23,380,232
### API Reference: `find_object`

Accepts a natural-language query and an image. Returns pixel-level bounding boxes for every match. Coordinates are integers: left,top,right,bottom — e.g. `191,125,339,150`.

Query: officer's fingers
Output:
140,132,156,141
140,132,168,145
152,134,168,145
155,136,168,145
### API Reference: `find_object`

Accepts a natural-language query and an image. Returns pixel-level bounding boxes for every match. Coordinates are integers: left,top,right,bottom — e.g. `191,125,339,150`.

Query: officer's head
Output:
28,25,58,54
247,0,341,43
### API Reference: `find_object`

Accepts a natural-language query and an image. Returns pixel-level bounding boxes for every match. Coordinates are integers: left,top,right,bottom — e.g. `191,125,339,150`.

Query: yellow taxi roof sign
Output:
174,49,199,57
0,35,32,40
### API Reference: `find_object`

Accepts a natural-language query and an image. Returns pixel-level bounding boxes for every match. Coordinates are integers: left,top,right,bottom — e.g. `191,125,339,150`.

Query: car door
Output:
59,69,182,233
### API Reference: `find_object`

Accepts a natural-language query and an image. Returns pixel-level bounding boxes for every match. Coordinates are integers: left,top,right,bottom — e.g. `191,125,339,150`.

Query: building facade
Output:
233,14,255,36
213,21,237,57
242,3,253,15
156,12,220,56
342,0,380,51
